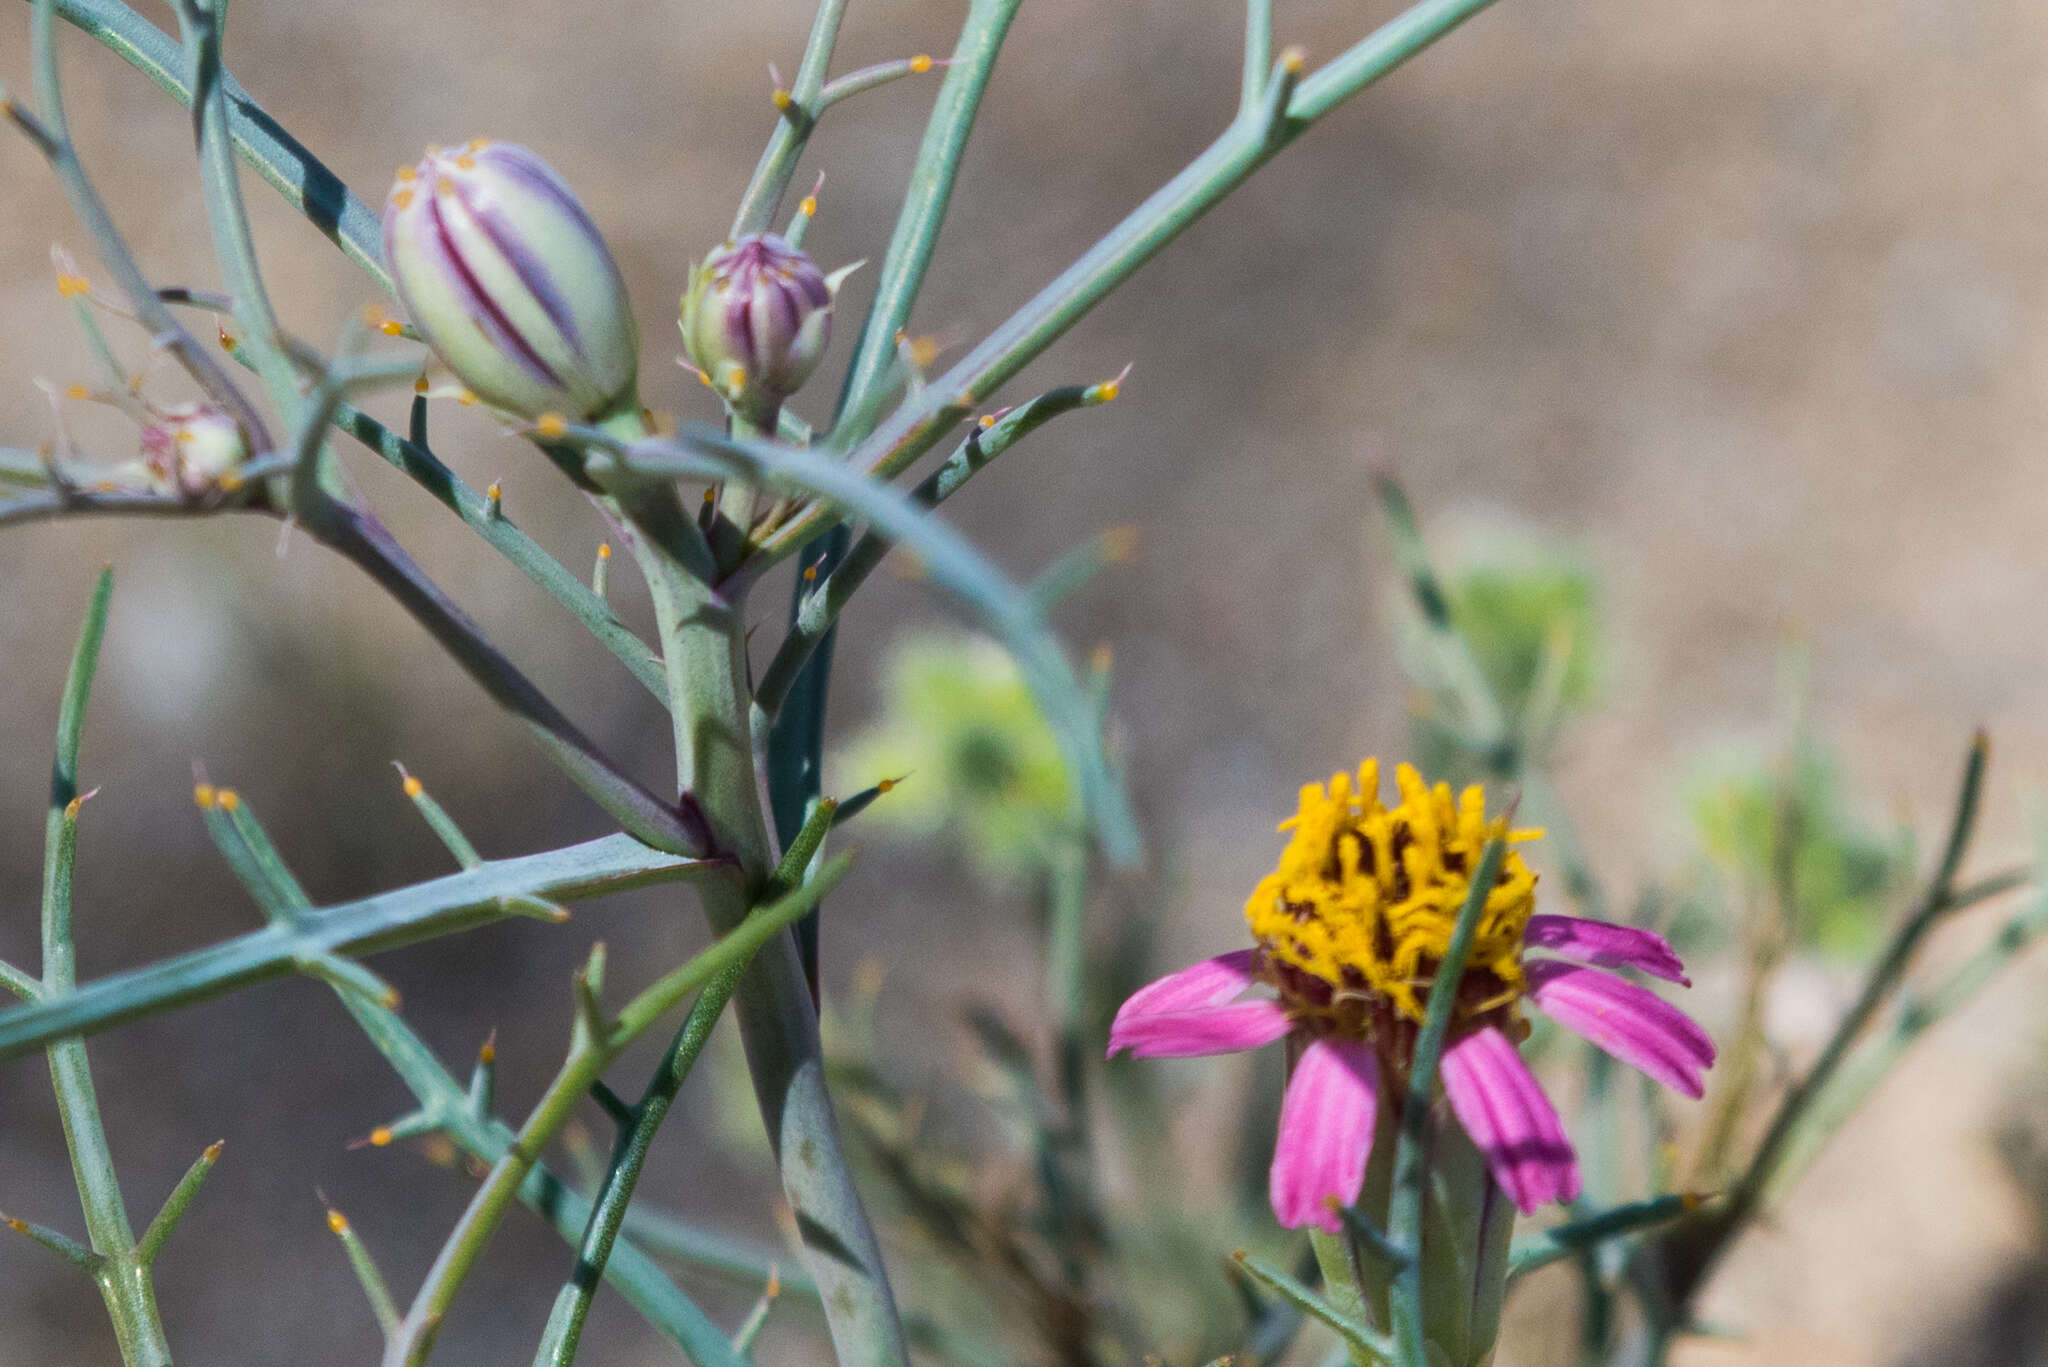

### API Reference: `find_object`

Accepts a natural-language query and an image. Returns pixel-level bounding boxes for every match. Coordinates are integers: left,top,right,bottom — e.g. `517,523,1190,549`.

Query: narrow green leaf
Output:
1507,1193,1704,1281
1,1208,103,1273
395,765,483,869
1232,1251,1394,1363
324,1205,402,1337
135,1140,222,1267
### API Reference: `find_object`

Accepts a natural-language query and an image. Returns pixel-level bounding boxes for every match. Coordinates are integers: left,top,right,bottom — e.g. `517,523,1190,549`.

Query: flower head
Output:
680,233,846,424
383,140,639,423
140,404,246,497
1109,759,1713,1228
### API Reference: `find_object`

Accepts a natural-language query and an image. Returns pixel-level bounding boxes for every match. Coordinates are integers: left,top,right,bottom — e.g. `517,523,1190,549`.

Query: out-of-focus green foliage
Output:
1683,734,1914,957
1396,520,1604,776
833,633,1074,880
1445,558,1601,714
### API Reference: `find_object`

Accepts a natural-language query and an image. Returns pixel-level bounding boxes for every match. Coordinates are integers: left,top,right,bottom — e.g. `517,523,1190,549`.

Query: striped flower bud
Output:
383,140,639,424
680,234,847,424
141,404,245,497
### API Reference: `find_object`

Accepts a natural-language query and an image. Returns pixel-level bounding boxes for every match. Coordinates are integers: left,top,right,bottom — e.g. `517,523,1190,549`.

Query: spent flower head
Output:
139,404,246,498
382,140,639,424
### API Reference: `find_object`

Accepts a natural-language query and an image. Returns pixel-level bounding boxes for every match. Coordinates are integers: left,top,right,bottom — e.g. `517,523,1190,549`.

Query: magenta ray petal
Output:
1523,914,1690,985
1108,1001,1292,1059
1270,1035,1380,1232
1441,1026,1581,1214
1525,961,1716,1099
1114,950,1260,1024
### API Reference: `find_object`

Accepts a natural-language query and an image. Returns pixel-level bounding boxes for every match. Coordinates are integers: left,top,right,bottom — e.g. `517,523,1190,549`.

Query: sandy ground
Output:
4,0,2048,1362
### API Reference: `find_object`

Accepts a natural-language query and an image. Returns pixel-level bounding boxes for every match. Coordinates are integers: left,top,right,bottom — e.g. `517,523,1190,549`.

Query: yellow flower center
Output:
1243,760,1543,1036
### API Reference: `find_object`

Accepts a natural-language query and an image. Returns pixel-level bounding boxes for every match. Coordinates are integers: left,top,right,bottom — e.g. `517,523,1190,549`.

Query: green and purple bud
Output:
141,404,246,497
680,234,849,425
382,140,639,423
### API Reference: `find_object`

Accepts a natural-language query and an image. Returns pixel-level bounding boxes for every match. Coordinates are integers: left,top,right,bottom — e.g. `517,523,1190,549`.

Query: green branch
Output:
37,0,387,290
754,379,1115,724
731,0,848,235
752,0,1507,566
593,424,1140,868
384,855,850,1366
0,833,721,1060
34,570,174,1365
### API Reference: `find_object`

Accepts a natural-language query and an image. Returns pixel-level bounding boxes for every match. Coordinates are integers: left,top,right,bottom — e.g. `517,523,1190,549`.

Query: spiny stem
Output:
173,0,303,424
596,424,1140,867
1506,1193,1704,1282
37,568,173,1367
830,0,1024,442
751,0,1508,569
537,956,748,1367
541,804,844,1365
1241,0,1275,116
2,1209,103,1271
754,379,1114,724
816,53,944,112
221,340,665,703
731,0,848,235
383,857,851,1366
25,0,267,448
0,833,718,1061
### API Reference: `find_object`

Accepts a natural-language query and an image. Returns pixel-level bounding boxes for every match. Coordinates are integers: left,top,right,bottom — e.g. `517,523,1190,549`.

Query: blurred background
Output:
4,0,2048,1361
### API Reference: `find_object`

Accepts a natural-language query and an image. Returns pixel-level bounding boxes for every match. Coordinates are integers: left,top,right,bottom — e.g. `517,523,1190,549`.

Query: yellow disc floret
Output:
1245,760,1543,1030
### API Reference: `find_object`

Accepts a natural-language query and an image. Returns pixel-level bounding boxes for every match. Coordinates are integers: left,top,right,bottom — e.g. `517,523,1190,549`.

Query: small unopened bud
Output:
140,404,246,498
383,141,640,424
680,234,851,425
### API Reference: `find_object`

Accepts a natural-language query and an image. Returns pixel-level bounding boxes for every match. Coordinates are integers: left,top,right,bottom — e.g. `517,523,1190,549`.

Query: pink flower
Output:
1107,761,1713,1230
